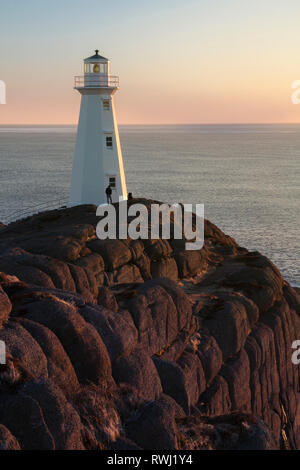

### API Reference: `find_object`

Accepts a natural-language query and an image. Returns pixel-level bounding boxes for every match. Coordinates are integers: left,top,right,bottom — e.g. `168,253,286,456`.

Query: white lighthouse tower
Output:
69,50,127,206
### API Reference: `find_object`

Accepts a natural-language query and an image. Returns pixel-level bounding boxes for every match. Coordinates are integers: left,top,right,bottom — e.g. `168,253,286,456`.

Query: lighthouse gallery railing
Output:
74,75,119,88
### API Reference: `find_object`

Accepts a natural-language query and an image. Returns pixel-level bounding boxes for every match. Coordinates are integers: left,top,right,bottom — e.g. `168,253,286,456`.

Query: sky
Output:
1,0,300,124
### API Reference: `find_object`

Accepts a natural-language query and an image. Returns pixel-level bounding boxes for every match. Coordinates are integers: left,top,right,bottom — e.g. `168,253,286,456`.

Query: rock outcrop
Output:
0,199,299,450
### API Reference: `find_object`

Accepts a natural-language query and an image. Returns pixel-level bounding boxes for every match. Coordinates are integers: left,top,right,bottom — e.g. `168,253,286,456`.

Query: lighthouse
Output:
69,50,127,206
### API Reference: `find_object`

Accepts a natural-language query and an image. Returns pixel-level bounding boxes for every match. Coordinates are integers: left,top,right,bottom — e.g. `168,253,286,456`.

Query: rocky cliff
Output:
0,199,299,450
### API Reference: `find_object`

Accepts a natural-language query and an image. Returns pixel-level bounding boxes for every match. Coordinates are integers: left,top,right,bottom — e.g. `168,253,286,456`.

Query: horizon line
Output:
1,122,300,127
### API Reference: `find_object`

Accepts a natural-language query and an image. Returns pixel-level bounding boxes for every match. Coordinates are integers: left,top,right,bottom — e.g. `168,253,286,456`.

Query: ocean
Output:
0,124,299,286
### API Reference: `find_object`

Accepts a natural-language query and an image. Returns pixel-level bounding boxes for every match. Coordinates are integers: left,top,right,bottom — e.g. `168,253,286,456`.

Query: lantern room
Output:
74,49,119,89
84,49,110,75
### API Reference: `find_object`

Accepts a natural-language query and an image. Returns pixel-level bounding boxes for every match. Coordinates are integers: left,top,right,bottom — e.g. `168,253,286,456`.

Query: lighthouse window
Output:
106,136,113,148
109,176,116,188
103,100,110,110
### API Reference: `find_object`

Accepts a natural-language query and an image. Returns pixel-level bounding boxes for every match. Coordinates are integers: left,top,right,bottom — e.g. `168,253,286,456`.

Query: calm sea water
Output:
0,124,299,286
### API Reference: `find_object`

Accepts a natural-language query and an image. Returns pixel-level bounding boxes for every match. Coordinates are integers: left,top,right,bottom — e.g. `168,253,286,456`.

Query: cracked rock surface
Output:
0,199,299,450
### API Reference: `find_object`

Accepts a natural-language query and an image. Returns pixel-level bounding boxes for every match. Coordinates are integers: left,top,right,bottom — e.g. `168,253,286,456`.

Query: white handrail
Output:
74,75,119,88
0,198,69,226
7,199,65,218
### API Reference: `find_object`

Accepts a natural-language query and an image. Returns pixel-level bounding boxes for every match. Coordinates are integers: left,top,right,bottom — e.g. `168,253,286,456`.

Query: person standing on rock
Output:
105,184,113,204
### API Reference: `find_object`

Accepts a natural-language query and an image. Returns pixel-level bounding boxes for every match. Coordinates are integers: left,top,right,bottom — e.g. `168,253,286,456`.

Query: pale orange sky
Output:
1,0,300,125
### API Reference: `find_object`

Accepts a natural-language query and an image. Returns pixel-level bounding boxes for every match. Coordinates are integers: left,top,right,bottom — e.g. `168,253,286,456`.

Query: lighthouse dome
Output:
84,50,109,63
